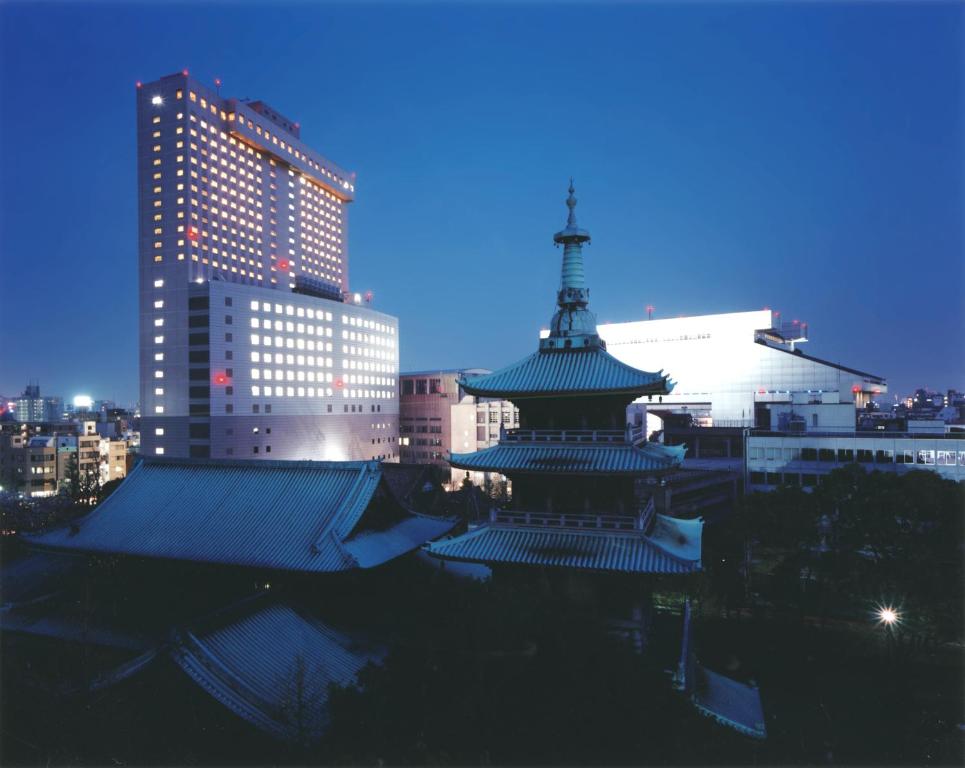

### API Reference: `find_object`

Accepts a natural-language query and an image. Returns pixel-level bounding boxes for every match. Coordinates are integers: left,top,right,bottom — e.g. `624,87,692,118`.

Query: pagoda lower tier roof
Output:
25,457,456,573
449,441,686,475
424,514,702,575
458,347,672,399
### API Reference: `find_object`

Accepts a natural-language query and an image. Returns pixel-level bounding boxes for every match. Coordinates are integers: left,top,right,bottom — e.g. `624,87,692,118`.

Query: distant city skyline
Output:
1,2,961,403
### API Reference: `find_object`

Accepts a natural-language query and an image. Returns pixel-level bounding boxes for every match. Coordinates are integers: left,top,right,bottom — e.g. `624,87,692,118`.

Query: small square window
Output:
253,405,260,413
225,297,232,307
225,404,233,413
225,332,233,342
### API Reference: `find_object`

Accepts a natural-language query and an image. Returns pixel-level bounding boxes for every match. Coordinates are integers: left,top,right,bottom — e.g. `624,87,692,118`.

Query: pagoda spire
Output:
542,180,604,351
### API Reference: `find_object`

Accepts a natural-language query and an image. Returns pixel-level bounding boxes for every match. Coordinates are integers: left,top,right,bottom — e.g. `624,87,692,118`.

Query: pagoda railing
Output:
491,497,656,532
501,427,627,444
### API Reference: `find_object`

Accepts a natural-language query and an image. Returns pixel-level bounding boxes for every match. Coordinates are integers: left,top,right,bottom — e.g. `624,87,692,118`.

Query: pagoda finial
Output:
566,178,577,227
542,180,603,351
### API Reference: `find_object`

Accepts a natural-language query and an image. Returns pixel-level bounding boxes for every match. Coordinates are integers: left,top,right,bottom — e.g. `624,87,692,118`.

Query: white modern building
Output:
597,310,885,428
582,309,964,487
137,71,398,460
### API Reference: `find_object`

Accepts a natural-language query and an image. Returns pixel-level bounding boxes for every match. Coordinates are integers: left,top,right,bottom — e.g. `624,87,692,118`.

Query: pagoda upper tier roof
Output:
26,457,456,573
424,514,702,575
458,346,672,399
449,441,685,475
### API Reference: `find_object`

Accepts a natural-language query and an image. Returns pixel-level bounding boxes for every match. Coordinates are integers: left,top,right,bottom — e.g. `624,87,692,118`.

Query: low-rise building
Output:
0,421,137,497
399,369,519,488
745,427,965,489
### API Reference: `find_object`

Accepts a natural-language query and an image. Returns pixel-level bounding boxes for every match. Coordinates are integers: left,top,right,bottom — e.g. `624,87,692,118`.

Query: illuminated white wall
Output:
589,310,886,426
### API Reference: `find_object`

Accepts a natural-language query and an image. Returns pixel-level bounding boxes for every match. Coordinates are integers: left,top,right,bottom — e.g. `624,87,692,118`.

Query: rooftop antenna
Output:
214,77,222,96
646,304,655,321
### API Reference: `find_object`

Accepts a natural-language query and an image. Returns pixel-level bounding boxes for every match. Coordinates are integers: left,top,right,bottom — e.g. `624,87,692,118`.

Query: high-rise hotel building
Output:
137,71,398,461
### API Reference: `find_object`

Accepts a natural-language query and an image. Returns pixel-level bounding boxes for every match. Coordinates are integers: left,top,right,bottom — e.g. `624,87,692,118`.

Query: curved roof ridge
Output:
458,346,671,398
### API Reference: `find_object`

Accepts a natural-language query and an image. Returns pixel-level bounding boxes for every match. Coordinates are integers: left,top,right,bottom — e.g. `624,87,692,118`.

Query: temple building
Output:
5,457,456,746
426,184,703,584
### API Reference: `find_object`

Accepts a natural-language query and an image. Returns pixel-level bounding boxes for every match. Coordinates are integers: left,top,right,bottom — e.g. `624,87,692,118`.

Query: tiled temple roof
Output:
449,441,684,474
424,514,702,575
171,600,383,744
27,458,456,573
458,348,672,399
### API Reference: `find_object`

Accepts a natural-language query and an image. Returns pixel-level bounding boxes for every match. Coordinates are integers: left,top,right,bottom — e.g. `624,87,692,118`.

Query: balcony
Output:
490,497,655,532
500,427,628,444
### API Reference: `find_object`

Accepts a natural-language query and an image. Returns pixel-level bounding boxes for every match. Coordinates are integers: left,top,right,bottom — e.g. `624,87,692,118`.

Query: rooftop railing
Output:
490,497,655,533
501,427,628,444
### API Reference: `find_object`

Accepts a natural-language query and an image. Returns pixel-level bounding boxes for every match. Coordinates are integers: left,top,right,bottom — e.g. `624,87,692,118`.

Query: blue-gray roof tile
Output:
459,347,672,398
424,515,702,575
449,442,685,475
26,457,456,573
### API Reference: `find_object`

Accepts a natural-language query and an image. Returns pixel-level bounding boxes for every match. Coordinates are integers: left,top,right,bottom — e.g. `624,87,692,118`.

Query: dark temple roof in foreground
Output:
26,458,456,573
172,600,383,745
458,348,672,399
449,441,685,475
425,514,702,575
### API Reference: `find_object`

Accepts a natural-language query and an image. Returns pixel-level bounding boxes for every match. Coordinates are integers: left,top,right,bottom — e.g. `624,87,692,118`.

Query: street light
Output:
876,605,900,627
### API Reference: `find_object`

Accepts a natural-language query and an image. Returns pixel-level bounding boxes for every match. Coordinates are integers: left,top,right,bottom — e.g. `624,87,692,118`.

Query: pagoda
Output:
426,183,703,584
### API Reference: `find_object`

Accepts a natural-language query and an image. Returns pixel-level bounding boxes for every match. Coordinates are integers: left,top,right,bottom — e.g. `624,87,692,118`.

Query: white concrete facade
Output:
595,310,886,426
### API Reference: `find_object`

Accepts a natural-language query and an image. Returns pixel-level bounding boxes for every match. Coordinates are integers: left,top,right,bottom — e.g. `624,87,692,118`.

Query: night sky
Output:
1,2,961,405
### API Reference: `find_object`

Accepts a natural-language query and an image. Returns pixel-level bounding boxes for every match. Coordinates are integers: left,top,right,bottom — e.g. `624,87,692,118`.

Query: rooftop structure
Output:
427,183,700,577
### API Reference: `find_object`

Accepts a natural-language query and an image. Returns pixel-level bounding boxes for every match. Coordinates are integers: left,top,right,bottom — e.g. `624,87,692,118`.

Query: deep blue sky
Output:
1,2,962,405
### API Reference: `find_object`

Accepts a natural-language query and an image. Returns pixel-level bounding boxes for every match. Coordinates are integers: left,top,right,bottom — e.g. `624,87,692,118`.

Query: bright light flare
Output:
876,606,900,626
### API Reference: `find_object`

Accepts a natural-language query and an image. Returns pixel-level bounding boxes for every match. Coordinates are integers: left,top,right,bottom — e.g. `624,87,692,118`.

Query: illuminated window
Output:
154,279,164,288
154,352,164,361
155,427,165,436
154,370,164,379
155,446,165,455
152,116,161,124
154,318,164,327
154,387,164,396
155,405,165,414
154,335,164,343
153,300,164,309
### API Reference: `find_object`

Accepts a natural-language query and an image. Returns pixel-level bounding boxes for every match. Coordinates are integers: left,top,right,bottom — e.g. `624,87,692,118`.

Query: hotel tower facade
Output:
137,71,398,461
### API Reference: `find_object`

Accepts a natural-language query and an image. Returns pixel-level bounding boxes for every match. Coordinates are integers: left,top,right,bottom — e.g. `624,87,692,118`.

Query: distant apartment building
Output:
0,421,135,497
398,369,519,486
137,71,398,461
13,383,63,423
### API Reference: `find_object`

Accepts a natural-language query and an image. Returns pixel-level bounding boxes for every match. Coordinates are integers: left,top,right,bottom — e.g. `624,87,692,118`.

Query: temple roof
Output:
459,347,672,398
26,457,456,573
424,514,702,575
449,441,685,475
171,600,383,745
